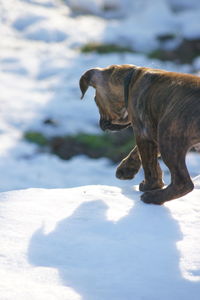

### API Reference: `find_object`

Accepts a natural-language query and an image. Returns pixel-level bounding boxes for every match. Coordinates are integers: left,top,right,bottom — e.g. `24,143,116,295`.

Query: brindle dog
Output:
79,64,200,204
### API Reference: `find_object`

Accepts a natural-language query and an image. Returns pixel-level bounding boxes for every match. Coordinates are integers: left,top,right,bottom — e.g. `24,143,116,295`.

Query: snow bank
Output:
0,184,200,300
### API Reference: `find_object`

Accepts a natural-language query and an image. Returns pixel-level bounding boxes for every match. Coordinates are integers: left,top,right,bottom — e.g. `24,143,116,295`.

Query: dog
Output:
79,64,200,204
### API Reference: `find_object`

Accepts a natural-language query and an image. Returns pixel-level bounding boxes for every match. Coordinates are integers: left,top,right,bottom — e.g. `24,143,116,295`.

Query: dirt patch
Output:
24,128,135,163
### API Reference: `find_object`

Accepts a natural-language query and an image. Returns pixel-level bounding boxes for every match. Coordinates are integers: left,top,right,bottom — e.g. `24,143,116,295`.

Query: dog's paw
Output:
116,167,135,180
139,180,164,192
141,191,165,205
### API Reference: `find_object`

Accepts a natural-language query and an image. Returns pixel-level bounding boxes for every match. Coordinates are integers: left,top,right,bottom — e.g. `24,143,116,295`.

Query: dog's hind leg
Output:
116,146,141,180
141,132,194,205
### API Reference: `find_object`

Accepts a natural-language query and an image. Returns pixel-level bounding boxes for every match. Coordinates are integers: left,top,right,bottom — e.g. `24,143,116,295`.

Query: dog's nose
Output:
99,119,111,131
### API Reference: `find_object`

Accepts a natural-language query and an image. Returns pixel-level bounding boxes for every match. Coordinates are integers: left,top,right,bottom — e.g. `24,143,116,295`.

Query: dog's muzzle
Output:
99,119,130,132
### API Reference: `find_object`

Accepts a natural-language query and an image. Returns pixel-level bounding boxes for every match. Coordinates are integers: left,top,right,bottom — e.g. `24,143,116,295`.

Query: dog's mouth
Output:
99,119,131,132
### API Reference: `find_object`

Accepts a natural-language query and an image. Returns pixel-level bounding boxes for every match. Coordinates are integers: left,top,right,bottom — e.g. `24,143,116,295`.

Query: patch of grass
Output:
24,131,48,146
148,38,200,63
53,131,135,163
102,4,118,12
80,42,135,54
156,33,177,42
75,133,112,149
148,49,165,60
24,130,135,163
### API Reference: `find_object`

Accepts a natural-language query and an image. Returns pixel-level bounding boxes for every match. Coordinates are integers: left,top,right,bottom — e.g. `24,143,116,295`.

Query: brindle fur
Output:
79,64,200,204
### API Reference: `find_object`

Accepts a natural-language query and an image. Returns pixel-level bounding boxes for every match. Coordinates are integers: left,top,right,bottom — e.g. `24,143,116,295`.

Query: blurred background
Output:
0,0,200,191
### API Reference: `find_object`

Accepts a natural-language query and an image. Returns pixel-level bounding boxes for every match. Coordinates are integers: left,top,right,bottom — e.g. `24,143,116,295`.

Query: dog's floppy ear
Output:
79,69,96,99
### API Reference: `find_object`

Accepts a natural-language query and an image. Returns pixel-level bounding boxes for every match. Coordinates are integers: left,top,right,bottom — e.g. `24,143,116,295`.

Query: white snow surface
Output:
1,0,200,299
1,183,200,300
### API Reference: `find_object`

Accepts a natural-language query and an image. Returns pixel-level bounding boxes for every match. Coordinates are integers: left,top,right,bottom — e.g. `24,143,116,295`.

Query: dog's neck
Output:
124,70,135,108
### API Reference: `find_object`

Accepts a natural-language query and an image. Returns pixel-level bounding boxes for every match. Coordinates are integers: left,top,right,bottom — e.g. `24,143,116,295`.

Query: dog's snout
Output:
99,118,131,132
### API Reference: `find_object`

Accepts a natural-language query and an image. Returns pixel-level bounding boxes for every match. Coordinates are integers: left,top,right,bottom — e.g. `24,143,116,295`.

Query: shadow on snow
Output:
28,187,200,300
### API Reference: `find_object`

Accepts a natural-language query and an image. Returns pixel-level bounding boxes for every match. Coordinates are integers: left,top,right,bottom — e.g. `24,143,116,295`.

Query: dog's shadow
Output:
28,187,200,300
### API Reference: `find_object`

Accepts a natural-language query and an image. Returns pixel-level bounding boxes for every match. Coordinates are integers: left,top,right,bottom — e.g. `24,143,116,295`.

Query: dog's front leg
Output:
116,146,141,180
136,137,164,192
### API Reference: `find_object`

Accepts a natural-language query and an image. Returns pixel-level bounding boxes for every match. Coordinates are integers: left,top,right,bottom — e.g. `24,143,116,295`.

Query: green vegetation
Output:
148,49,166,61
148,37,200,64
75,133,112,149
80,37,200,64
156,33,176,42
80,42,135,54
24,131,48,146
72,132,135,162
24,130,135,163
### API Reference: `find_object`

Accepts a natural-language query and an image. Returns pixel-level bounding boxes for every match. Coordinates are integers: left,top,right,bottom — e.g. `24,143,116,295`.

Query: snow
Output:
0,0,200,299
1,184,200,299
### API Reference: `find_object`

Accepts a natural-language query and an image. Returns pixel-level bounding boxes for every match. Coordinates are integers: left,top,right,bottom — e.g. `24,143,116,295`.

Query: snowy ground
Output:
1,0,200,299
1,183,200,300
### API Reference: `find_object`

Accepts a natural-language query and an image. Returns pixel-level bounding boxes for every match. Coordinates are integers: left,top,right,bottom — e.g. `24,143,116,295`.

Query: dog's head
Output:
79,64,136,131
